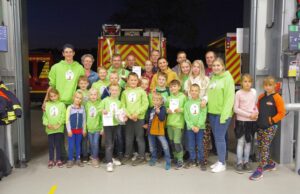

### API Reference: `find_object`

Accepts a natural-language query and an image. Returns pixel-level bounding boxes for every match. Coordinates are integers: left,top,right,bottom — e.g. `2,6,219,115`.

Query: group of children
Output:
43,55,286,181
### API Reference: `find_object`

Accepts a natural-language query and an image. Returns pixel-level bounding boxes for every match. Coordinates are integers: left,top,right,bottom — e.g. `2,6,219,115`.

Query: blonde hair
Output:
179,59,191,80
97,66,107,73
190,60,205,79
89,88,98,95
213,57,226,71
152,92,163,102
73,90,83,100
263,76,276,86
78,75,88,84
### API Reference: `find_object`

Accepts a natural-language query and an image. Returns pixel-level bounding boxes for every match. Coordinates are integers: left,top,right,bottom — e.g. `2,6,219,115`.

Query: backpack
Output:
0,148,12,180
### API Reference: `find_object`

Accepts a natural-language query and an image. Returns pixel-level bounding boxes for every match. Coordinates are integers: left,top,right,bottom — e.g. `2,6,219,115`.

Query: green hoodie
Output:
92,79,109,98
184,98,207,130
85,100,102,133
121,87,149,119
42,101,66,135
207,71,235,123
99,96,123,126
107,66,130,88
166,92,187,129
48,60,85,105
148,87,170,107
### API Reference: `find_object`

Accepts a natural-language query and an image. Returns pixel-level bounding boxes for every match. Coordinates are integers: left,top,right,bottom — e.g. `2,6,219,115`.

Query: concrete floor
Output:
0,105,300,194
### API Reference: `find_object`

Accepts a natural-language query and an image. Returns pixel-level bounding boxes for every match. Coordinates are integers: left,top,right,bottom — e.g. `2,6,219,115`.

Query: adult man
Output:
150,50,160,73
125,54,136,72
107,54,130,88
172,51,187,75
205,51,217,77
81,54,99,88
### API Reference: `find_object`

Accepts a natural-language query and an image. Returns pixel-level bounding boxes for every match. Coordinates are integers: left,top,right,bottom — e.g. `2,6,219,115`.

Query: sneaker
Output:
132,157,145,166
145,153,151,161
235,163,244,174
175,161,184,170
112,158,122,166
249,168,263,180
199,161,207,171
210,161,220,169
263,163,276,172
91,159,100,168
184,160,196,169
165,162,171,170
132,152,138,161
76,160,84,167
56,160,64,168
82,156,89,163
149,159,156,166
121,156,131,164
106,162,114,172
48,161,55,169
66,160,74,168
243,162,252,173
211,162,226,173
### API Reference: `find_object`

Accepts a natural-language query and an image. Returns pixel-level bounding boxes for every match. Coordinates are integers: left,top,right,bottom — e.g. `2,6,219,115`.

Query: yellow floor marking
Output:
48,185,57,194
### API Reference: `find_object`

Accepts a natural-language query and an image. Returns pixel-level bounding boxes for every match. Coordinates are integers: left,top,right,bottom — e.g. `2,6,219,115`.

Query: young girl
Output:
234,74,258,173
66,91,87,168
184,84,207,170
146,93,171,170
121,72,149,166
178,60,191,93
85,88,102,168
42,88,66,168
92,67,109,98
140,77,150,94
249,76,286,180
100,84,125,172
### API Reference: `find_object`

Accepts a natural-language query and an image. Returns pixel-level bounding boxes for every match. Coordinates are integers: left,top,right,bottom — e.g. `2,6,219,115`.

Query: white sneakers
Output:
106,162,114,172
210,161,226,173
112,158,122,166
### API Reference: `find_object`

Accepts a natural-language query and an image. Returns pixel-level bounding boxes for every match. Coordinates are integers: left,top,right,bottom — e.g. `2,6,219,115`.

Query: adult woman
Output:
81,54,99,87
150,57,178,90
207,57,235,173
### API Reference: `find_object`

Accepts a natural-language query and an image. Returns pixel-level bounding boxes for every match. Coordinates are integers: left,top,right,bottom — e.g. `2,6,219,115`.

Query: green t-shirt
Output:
85,100,102,133
48,60,85,105
42,101,66,135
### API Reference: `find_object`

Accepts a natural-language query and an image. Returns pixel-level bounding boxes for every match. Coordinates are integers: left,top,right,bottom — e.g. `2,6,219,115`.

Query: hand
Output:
100,130,104,136
83,131,87,137
102,110,108,115
68,131,73,137
131,114,138,121
42,102,46,112
174,108,180,113
167,109,173,114
200,100,207,108
249,113,258,120
155,107,160,114
47,125,54,130
143,124,148,129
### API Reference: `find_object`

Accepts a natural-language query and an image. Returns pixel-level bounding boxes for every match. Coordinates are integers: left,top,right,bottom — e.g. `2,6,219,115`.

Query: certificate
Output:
132,66,141,78
170,99,179,113
102,112,113,126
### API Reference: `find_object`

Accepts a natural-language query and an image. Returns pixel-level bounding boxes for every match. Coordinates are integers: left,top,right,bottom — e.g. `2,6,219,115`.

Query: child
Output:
140,77,150,94
234,74,258,173
77,76,89,162
92,67,109,98
166,79,187,169
142,60,154,90
77,76,89,105
42,88,66,168
85,88,102,168
249,76,286,180
183,84,207,170
178,60,191,93
101,71,123,99
148,72,170,107
121,72,149,166
145,93,171,170
100,84,125,172
66,91,87,168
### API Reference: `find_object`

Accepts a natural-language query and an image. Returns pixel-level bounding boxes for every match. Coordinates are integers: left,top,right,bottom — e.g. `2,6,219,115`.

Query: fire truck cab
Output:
97,24,167,69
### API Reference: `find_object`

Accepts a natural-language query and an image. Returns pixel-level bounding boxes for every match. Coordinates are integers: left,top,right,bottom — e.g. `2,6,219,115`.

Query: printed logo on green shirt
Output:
65,70,74,80
50,106,59,117
127,92,137,103
209,81,216,89
190,104,199,115
89,106,97,117
110,102,118,113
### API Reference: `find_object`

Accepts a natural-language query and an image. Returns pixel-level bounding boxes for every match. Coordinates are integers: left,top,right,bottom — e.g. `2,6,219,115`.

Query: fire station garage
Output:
0,0,300,194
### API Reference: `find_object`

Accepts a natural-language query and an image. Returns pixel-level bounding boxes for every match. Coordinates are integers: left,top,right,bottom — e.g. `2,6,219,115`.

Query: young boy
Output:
101,71,123,100
249,76,286,180
166,79,187,169
121,72,149,166
100,84,125,172
184,84,207,170
145,93,171,170
66,91,87,168
92,67,109,98
148,72,170,107
85,88,102,168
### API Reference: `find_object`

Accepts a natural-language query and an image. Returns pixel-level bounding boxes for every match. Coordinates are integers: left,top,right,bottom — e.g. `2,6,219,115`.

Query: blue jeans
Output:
209,114,231,164
148,134,171,164
186,129,204,162
88,132,100,159
68,134,83,161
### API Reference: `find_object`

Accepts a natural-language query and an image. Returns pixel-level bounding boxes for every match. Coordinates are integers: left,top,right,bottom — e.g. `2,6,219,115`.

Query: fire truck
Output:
97,24,167,69
207,33,241,85
28,53,53,101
